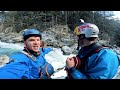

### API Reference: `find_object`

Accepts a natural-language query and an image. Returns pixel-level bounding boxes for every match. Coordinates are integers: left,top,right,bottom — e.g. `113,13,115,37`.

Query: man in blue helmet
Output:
0,28,54,79
65,23,120,79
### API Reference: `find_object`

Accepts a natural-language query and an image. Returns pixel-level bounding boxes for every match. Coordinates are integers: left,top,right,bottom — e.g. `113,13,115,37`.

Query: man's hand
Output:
66,57,75,69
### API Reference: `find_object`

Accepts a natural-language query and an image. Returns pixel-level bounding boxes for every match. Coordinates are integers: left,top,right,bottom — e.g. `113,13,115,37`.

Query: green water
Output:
0,48,20,56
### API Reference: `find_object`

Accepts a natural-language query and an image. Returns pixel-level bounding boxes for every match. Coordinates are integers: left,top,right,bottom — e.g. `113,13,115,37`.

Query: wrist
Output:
68,67,76,73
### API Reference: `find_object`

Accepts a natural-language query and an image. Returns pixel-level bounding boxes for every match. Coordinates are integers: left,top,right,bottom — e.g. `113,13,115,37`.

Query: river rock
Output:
0,55,10,67
61,46,72,55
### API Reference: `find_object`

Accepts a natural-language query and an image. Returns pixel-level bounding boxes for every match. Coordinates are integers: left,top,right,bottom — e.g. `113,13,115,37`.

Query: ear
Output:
40,41,43,47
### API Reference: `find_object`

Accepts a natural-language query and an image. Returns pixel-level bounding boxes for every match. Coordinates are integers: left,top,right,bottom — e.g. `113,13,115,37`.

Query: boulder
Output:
0,55,9,67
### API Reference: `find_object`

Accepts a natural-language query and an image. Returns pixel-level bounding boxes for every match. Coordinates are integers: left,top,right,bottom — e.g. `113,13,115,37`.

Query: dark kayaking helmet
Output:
23,28,42,41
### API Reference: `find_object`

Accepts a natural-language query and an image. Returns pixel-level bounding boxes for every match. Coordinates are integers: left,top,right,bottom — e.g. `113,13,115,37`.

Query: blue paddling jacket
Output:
0,48,54,79
66,43,120,79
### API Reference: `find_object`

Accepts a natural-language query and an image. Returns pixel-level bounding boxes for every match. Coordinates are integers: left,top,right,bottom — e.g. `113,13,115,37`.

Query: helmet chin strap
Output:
24,47,40,57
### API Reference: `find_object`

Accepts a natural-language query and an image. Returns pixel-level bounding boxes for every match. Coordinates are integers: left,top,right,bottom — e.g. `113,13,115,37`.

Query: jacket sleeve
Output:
68,67,88,79
68,49,119,79
0,59,29,79
40,48,53,56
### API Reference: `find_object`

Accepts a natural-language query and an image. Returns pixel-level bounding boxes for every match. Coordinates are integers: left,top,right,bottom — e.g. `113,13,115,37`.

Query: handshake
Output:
72,56,81,68
66,56,81,69
65,56,82,79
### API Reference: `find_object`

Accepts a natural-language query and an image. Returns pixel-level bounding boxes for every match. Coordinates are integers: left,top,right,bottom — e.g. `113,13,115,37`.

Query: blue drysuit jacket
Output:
67,43,120,79
0,48,54,79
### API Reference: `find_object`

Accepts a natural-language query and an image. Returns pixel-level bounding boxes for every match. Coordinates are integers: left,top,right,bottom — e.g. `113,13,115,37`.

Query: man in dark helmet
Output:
65,23,120,79
0,28,54,79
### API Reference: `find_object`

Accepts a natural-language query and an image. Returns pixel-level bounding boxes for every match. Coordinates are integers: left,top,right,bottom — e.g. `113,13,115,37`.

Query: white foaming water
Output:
0,41,24,50
45,48,76,79
45,48,66,71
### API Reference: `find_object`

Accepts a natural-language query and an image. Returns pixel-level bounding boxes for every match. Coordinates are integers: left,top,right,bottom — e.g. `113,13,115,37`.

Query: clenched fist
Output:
66,56,81,69
66,57,75,69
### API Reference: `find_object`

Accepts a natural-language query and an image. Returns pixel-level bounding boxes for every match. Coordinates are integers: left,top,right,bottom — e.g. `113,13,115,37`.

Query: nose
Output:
34,40,39,44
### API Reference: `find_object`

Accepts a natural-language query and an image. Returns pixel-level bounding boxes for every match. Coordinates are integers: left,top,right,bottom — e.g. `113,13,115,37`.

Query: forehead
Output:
27,36,40,40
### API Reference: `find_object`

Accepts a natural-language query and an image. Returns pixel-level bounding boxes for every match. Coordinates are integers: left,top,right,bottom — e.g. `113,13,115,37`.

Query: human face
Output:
77,35,85,47
78,35,93,47
24,36,41,52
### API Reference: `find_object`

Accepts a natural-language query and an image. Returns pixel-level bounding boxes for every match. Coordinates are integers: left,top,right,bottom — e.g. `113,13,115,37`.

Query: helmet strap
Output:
78,34,85,40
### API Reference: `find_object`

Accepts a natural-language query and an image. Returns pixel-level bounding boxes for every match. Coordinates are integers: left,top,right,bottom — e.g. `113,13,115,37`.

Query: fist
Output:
66,56,81,69
66,57,75,69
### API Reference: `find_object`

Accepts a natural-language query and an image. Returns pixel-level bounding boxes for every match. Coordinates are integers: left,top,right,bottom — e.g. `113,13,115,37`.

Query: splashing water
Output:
0,41,23,56
45,48,76,79
0,41,24,50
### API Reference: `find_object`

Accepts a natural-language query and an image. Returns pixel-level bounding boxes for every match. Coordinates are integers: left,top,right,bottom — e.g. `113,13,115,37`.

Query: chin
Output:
33,50,39,52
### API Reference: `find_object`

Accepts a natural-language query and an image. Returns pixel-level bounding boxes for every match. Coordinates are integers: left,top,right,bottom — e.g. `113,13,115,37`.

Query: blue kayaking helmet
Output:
23,28,42,41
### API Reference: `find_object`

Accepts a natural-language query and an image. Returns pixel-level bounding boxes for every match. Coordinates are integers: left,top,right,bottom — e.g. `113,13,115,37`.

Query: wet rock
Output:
61,46,72,55
0,55,10,67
